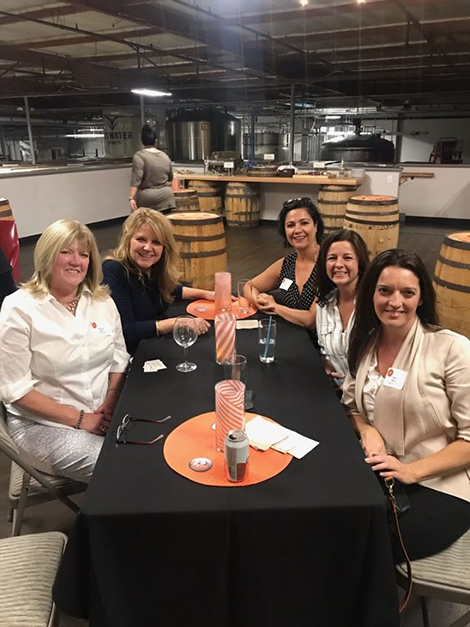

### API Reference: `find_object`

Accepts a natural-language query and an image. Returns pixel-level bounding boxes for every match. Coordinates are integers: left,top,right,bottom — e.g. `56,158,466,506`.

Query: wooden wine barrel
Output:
225,182,260,228
168,212,227,290
344,195,399,259
187,180,223,214
0,197,20,281
174,189,200,213
317,185,357,235
433,232,470,338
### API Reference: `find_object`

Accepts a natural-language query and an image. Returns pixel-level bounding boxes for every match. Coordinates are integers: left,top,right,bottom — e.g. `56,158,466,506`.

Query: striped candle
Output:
215,379,246,451
214,271,232,313
214,313,237,365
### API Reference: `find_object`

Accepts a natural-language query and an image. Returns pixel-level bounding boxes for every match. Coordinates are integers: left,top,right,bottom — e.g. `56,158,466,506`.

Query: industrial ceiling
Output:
0,0,470,115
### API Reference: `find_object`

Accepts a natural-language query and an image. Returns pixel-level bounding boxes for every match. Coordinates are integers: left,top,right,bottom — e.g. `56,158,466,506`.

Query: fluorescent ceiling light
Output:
131,88,172,97
65,133,104,138
325,115,341,120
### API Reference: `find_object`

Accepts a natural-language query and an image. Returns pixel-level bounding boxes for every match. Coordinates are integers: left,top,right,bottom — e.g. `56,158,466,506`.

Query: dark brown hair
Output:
348,248,440,376
277,197,324,247
316,229,370,305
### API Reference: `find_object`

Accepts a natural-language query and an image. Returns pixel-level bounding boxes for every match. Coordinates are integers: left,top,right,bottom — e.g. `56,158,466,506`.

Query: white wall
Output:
399,166,470,219
1,165,131,238
400,118,470,164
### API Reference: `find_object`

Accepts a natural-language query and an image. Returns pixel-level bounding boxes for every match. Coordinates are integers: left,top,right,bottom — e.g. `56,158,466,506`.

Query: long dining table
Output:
53,308,399,627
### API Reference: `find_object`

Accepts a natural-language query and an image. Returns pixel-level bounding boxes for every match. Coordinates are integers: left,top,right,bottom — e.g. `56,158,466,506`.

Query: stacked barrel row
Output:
175,181,261,228
318,187,400,260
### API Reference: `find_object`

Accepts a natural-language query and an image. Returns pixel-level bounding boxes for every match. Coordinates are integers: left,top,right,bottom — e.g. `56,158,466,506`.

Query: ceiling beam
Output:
0,5,88,26
221,0,432,26
389,0,456,68
61,0,308,80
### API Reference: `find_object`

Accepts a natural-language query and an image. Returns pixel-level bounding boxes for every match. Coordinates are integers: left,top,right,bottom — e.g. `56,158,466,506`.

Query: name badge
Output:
91,321,112,336
280,278,293,291
383,367,407,390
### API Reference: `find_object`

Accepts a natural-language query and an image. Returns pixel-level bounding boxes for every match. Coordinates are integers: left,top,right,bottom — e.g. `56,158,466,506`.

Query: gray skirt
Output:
136,186,175,212
7,413,104,483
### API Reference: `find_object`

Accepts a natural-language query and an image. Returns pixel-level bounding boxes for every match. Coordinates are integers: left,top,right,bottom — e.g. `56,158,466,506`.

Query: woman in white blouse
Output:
0,219,129,483
313,229,369,388
342,249,470,561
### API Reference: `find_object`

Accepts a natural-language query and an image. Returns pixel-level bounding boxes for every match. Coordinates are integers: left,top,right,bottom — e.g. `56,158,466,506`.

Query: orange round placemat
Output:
186,299,257,320
163,412,292,487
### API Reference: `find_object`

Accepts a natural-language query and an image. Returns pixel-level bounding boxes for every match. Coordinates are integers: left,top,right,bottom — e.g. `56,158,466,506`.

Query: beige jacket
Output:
342,319,470,502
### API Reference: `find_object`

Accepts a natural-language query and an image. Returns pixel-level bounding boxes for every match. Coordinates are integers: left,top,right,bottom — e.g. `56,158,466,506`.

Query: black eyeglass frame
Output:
116,413,171,445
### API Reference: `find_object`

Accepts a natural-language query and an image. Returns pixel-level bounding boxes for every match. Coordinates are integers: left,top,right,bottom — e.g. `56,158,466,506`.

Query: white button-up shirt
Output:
0,287,129,428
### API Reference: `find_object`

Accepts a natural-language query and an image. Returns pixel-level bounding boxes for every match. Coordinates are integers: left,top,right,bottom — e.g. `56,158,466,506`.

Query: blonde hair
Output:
22,219,109,299
105,208,180,303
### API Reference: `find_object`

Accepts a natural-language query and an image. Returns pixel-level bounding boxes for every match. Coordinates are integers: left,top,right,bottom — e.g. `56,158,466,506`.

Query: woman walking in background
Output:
128,124,175,214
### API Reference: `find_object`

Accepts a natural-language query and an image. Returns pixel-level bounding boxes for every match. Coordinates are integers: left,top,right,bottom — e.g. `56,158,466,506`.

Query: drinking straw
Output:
263,315,273,359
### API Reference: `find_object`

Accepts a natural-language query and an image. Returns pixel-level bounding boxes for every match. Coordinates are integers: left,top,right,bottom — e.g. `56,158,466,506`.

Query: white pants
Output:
7,413,104,483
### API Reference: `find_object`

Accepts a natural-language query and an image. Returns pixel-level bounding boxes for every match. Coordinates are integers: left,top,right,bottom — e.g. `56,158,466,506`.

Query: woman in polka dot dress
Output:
245,197,323,328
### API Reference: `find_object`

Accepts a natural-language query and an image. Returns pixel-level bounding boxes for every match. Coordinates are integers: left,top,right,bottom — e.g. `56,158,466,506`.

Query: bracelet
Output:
128,197,135,201
75,409,84,430
106,386,122,394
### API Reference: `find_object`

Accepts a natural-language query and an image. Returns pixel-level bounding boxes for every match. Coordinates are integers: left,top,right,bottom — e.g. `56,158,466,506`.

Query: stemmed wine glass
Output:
173,316,198,373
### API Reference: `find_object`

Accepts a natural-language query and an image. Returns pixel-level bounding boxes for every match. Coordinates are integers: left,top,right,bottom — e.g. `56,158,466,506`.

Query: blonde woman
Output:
103,208,210,354
0,219,129,483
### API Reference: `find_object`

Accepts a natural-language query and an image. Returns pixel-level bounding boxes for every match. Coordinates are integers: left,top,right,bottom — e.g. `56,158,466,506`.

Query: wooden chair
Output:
0,531,67,627
0,403,85,536
396,528,470,627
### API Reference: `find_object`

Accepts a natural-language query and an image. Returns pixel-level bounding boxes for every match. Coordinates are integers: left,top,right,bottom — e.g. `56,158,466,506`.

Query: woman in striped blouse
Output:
314,229,369,389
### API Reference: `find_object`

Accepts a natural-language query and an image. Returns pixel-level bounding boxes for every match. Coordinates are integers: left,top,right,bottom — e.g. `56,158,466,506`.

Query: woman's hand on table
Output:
196,290,236,303
158,317,210,336
256,293,277,315
365,454,419,485
359,424,386,457
80,411,111,436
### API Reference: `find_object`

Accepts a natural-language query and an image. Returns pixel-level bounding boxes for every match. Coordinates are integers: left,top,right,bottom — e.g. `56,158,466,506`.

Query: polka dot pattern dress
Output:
277,252,318,310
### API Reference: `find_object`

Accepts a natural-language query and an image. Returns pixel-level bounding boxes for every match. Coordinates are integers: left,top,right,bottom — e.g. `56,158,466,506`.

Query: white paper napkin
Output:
236,320,259,330
271,430,319,459
245,415,291,451
143,359,167,373
245,416,319,459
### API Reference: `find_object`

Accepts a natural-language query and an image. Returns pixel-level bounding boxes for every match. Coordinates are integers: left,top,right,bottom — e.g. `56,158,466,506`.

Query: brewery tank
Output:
243,132,289,162
166,110,241,162
320,132,395,164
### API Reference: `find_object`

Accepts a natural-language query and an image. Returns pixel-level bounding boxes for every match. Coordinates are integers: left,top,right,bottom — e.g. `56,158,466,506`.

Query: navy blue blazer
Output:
102,259,182,354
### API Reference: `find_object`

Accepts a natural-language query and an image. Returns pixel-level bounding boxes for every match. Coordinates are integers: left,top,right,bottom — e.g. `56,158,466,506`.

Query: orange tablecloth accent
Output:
163,412,292,487
186,299,257,320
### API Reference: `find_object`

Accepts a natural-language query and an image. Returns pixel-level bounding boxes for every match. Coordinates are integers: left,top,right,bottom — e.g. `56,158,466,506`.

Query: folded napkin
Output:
245,415,319,459
236,320,259,330
245,416,290,451
143,359,167,373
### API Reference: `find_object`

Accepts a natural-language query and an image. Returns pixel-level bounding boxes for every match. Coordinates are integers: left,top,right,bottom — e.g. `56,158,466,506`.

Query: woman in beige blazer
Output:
342,249,470,561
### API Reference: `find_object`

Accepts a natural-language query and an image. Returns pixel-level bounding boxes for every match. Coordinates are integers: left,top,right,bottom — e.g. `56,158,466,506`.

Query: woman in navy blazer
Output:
103,208,211,354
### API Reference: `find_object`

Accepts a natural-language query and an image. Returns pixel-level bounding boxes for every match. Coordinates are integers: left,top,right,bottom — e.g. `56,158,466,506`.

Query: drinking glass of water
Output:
258,318,276,363
173,316,198,373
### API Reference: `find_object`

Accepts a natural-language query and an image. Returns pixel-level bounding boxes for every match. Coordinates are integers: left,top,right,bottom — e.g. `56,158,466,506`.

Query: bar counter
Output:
179,173,365,186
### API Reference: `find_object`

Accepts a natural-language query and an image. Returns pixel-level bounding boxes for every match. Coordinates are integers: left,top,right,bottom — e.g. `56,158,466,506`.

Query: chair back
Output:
0,402,19,459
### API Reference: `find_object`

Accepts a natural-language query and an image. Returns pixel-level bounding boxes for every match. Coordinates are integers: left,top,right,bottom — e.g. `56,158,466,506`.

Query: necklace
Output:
64,297,80,315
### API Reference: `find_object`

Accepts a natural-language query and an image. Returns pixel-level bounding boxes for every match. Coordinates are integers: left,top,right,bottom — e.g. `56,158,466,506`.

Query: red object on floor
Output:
0,198,21,282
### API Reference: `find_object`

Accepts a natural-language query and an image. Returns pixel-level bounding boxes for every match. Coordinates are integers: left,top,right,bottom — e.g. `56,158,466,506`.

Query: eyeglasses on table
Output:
116,413,172,445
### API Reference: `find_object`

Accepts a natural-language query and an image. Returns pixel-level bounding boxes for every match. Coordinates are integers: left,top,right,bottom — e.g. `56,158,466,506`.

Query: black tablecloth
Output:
54,312,399,627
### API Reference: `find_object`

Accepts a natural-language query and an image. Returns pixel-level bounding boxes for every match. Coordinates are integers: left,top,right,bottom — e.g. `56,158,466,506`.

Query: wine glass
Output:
173,316,198,373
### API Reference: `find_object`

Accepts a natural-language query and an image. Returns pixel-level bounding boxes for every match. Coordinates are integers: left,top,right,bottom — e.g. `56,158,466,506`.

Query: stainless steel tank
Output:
320,133,395,164
167,111,241,162
243,132,289,162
